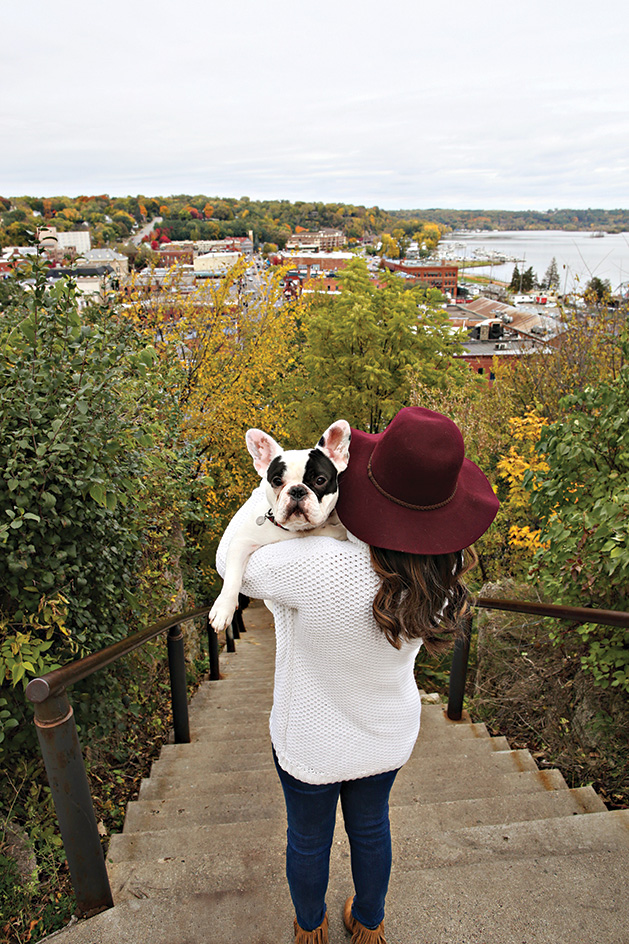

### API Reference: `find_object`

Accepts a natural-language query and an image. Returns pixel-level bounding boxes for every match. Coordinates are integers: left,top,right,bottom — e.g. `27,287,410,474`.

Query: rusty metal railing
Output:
446,597,629,721
24,603,238,917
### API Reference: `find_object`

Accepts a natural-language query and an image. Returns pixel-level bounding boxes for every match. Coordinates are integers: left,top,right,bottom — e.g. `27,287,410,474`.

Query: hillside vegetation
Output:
2,194,628,253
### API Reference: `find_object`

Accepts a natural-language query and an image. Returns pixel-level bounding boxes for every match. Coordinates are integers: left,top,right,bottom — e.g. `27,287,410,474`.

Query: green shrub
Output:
527,341,629,692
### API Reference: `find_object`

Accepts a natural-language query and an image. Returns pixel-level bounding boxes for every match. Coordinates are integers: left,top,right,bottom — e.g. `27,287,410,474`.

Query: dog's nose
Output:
288,485,308,501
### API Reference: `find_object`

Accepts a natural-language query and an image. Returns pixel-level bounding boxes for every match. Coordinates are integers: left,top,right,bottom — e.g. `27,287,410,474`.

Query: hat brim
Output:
335,427,499,555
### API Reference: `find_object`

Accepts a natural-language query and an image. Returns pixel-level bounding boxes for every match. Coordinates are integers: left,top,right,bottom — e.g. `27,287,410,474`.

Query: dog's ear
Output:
246,429,284,476
317,420,351,472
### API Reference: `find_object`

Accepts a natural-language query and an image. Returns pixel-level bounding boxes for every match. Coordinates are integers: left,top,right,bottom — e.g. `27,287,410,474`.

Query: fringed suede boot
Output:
293,911,329,943
343,896,388,944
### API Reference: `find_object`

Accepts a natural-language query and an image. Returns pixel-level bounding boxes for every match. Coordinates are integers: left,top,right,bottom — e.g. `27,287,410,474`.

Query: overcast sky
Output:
2,0,628,210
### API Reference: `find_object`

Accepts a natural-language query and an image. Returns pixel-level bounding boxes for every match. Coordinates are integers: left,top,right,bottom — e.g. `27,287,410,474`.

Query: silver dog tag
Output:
256,515,266,526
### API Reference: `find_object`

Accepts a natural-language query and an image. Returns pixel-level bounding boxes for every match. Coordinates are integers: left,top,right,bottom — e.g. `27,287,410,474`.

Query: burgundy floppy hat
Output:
335,407,499,555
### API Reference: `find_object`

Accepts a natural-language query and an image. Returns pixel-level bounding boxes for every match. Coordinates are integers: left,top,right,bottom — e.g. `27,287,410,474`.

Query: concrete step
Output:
182,698,500,742
138,756,567,803
158,732,512,772
391,808,629,870
122,789,286,833
212,668,275,683
122,780,604,837
99,812,629,944
160,745,273,774
192,678,273,699
111,797,628,874
185,723,494,747
40,833,629,944
186,704,273,726
145,743,541,790
189,721,271,742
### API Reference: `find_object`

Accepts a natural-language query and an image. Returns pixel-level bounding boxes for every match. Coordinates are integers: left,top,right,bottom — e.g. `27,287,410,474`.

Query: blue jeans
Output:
273,749,399,932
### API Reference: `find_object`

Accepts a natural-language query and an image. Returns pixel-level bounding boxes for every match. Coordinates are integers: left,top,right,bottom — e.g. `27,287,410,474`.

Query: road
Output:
129,216,162,247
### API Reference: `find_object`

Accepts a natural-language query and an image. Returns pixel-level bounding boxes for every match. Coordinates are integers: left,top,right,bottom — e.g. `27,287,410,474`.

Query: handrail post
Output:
234,607,246,635
447,611,473,721
231,611,241,640
207,613,220,681
226,622,236,653
32,689,113,916
167,624,190,743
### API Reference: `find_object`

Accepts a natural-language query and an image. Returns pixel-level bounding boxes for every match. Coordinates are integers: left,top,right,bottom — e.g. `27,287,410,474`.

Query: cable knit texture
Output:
216,484,422,785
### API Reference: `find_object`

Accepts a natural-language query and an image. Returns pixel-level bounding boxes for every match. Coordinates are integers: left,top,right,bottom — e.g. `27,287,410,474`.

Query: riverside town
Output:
1,193,628,944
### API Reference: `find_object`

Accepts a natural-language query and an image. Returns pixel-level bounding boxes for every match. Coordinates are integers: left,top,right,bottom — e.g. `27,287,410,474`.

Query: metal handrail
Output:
24,602,227,917
476,596,629,629
26,604,214,703
446,596,629,721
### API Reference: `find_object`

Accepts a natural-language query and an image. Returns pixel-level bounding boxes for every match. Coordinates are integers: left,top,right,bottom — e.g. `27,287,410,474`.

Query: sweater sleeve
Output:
215,487,354,609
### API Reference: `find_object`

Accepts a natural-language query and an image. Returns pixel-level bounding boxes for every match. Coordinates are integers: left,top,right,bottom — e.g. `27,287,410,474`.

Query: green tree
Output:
300,257,466,435
541,257,560,291
0,257,156,649
525,346,629,692
392,228,411,259
586,276,612,305
509,264,522,291
521,266,537,292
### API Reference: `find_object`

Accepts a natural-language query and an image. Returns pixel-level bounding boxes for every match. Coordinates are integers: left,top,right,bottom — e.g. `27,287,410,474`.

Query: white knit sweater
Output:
216,484,422,785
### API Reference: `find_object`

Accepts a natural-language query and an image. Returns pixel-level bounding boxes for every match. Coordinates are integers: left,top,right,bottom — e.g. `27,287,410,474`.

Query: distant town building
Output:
45,266,114,305
0,246,37,275
447,295,557,381
38,226,92,256
84,248,129,279
159,246,194,267
193,251,241,276
275,251,354,278
380,259,459,298
454,336,544,381
285,229,347,252
159,236,253,258
194,236,253,255
459,297,551,339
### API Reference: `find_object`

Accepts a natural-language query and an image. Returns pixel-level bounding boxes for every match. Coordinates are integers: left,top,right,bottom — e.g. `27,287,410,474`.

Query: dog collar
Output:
256,509,291,531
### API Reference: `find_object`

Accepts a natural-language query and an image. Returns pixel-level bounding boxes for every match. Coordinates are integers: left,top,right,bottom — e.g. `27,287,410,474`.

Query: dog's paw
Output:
209,596,237,633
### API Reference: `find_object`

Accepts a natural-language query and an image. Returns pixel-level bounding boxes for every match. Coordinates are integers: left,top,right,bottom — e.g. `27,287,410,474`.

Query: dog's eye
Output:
271,475,284,488
315,476,328,487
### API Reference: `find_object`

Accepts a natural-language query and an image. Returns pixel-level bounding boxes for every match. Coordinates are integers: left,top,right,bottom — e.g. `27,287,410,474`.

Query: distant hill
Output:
387,207,629,233
2,194,627,252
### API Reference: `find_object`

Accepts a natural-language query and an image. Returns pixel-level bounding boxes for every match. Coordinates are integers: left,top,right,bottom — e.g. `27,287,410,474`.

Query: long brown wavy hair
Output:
369,545,478,656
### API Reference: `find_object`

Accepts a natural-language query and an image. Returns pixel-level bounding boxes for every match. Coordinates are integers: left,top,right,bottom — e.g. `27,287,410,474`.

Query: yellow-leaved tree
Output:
496,412,549,563
121,260,303,589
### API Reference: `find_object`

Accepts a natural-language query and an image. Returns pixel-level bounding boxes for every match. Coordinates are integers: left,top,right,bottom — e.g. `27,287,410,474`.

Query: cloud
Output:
2,0,628,207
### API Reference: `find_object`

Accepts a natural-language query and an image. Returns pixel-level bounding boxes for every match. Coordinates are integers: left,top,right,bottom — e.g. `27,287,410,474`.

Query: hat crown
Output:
369,408,464,509
335,405,499,555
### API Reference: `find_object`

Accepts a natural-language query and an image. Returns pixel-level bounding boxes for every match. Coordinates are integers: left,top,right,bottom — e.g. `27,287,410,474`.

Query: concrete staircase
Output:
43,601,629,944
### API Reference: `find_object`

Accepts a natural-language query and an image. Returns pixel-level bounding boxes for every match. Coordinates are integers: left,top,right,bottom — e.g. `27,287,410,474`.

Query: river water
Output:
440,230,629,294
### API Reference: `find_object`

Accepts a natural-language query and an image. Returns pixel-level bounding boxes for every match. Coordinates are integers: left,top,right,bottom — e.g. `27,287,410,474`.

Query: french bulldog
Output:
209,419,351,632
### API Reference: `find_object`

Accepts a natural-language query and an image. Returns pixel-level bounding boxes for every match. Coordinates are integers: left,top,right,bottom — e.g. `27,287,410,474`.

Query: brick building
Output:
275,251,354,278
454,337,545,382
380,259,459,298
159,246,194,266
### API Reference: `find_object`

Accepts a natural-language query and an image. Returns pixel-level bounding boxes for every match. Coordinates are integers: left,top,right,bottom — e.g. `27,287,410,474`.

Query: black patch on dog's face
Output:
303,450,339,501
267,456,287,490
